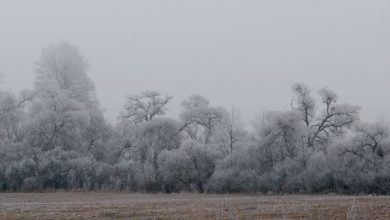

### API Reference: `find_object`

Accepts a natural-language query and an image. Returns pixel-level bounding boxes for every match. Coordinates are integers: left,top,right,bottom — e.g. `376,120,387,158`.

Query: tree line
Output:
0,42,389,194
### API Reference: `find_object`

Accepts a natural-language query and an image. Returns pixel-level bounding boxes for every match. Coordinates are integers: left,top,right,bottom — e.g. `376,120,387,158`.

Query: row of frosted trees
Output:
1,42,390,194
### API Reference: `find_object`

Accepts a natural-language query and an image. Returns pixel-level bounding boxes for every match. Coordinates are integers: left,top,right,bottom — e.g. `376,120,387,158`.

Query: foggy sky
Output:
0,0,389,123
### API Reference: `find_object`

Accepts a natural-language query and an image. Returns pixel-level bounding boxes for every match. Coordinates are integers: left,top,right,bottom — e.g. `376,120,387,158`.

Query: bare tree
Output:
342,122,390,160
292,83,360,149
121,91,172,124
255,110,306,170
292,83,315,127
0,91,32,142
179,95,224,144
218,106,246,156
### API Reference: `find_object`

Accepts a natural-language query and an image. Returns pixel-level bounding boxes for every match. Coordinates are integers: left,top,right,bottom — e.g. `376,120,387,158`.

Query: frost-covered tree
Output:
337,122,390,172
117,91,178,162
117,91,182,191
121,91,172,124
292,83,360,149
255,111,306,169
0,90,31,143
4,46,390,195
158,140,219,192
180,95,225,144
81,109,112,160
321,122,390,193
344,122,390,159
137,118,182,166
217,107,246,156
35,42,96,107
30,42,108,154
207,145,259,193
26,85,88,151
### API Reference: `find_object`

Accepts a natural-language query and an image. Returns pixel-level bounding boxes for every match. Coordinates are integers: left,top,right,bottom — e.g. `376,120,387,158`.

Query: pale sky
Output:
0,0,389,123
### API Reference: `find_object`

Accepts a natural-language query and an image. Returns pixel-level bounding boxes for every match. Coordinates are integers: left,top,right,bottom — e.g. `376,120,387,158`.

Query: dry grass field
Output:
1,193,390,220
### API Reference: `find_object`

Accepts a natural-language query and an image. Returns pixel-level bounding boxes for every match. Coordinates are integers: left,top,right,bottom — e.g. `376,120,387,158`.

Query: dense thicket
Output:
1,42,390,194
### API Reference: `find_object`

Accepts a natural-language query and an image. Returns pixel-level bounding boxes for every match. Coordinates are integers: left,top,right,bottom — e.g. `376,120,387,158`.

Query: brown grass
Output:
1,193,390,219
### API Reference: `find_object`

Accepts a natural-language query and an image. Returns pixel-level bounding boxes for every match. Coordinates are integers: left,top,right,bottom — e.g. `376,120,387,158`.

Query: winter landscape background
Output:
1,1,390,219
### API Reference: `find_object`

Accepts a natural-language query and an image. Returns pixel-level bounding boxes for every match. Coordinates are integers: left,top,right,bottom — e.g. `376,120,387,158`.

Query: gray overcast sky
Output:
0,0,389,123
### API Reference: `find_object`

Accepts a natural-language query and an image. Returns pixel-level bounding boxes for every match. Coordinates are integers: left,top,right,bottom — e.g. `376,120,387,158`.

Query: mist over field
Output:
1,1,390,219
1,0,389,123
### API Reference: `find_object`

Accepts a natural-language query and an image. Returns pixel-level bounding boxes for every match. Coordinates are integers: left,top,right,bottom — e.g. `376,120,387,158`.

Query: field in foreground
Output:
1,193,390,219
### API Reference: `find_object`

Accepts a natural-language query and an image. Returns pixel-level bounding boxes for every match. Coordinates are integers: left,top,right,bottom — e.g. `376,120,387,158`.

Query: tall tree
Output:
217,106,246,156
292,83,360,149
35,42,96,107
29,42,109,156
